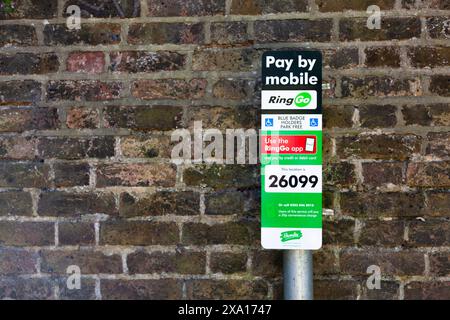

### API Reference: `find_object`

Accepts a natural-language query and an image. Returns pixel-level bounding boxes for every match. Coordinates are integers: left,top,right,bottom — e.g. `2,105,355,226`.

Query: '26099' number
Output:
268,175,318,188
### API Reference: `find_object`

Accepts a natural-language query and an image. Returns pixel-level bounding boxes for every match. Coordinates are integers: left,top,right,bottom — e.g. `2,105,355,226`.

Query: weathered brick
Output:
336,134,421,160
210,252,247,274
213,79,251,100
0,248,37,275
403,0,450,9
38,136,114,160
255,19,333,43
0,161,51,188
66,107,100,129
340,17,421,41
63,0,140,18
101,221,179,245
0,191,33,216
323,219,355,245
193,49,256,71
0,25,37,47
252,250,282,277
360,280,400,300
120,134,173,158
426,191,450,217
44,24,121,45
101,279,182,299
340,192,425,217
96,163,176,187
430,75,450,96
362,162,404,189
324,162,356,188
324,48,359,69
185,105,258,130
427,17,450,39
359,220,405,246
128,23,204,45
0,278,53,300
0,136,37,160
365,47,401,67
41,250,122,274
323,106,354,128
0,222,54,246
0,81,41,105
314,280,357,300
426,132,450,158
341,76,421,98
0,107,59,131
313,248,339,275
210,22,250,44
406,161,450,187
205,190,245,215
58,222,95,246
110,51,186,73
182,222,252,245
38,191,117,216
340,249,424,275
0,0,57,19
405,282,450,300
147,0,224,16
0,53,59,75
409,47,450,68
358,105,397,128
183,164,258,190
231,0,308,14
104,105,183,131
58,277,96,300
402,104,450,126
429,252,450,276
317,0,395,11
119,191,200,217
47,80,123,101
132,79,206,100
66,52,105,74
408,220,450,246
127,250,205,274
186,280,268,299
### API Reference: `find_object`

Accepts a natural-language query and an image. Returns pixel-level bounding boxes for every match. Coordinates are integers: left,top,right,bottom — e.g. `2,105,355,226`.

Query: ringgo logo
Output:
294,92,312,107
261,90,317,110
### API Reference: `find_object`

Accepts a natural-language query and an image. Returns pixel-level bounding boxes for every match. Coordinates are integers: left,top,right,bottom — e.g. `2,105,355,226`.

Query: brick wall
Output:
0,0,449,300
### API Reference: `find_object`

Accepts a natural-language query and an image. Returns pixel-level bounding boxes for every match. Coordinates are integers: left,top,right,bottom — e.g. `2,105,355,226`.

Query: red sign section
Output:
261,135,316,154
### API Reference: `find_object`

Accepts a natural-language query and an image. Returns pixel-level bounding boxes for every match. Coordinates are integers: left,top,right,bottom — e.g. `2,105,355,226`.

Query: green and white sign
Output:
261,51,322,250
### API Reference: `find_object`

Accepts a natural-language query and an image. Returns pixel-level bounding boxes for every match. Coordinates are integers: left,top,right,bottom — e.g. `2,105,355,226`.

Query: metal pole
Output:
283,250,313,300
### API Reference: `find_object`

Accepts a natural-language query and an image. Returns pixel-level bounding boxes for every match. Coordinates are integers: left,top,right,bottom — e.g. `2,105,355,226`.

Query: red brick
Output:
127,250,205,274
405,282,450,299
66,107,100,129
0,248,37,275
101,279,182,299
100,221,179,246
96,163,176,187
0,222,54,246
336,134,421,160
47,80,123,101
132,79,206,100
110,51,186,73
41,250,122,274
186,280,268,299
66,52,105,74
128,23,204,45
255,19,333,43
359,220,405,247
407,161,450,187
146,0,225,16
340,249,424,275
58,222,95,246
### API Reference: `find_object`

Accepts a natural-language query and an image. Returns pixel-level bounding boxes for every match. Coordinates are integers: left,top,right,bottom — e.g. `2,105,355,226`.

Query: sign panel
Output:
261,51,322,250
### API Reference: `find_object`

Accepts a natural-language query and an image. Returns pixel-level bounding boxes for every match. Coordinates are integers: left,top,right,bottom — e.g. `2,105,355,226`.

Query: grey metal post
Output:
283,250,313,300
